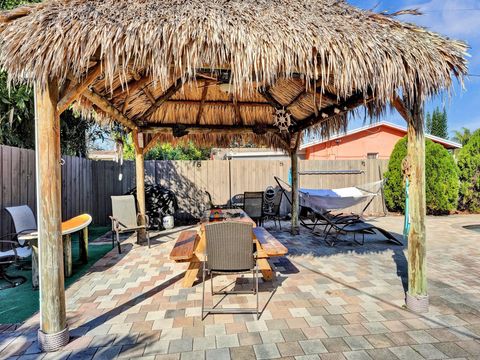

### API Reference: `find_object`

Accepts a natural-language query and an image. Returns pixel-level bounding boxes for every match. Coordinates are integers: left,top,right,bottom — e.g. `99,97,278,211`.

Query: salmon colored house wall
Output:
305,125,409,160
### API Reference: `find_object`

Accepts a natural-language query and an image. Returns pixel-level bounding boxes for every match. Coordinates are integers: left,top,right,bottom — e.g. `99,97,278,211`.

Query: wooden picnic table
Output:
18,214,92,288
170,209,288,288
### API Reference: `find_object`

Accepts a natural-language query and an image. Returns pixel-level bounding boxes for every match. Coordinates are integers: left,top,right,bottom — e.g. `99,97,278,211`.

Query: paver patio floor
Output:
1,215,480,359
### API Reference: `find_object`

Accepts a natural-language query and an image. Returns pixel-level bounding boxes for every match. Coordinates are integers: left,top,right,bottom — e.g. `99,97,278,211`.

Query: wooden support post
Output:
79,227,88,264
406,99,428,312
34,80,69,351
133,130,147,243
392,94,428,313
63,235,72,278
290,133,302,235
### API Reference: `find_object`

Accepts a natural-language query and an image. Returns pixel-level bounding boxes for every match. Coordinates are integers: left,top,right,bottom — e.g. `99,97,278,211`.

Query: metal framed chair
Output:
0,233,28,290
243,191,264,225
201,221,259,319
110,195,150,253
4,205,35,264
263,189,283,229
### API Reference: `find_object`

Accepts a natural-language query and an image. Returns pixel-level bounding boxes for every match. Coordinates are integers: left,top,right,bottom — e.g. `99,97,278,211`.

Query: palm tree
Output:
452,127,472,146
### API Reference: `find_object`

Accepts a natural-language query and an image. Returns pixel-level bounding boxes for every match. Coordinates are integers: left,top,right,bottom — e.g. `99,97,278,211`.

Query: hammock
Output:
275,177,384,214
299,181,383,212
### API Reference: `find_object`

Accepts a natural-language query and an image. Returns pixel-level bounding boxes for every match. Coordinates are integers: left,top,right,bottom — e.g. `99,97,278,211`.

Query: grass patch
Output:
0,226,111,324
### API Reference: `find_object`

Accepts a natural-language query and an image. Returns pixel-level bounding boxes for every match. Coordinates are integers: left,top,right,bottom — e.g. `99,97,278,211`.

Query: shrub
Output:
384,136,459,214
457,129,480,212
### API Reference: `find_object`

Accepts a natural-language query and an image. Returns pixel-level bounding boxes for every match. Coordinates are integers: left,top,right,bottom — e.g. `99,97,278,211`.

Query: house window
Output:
367,152,379,159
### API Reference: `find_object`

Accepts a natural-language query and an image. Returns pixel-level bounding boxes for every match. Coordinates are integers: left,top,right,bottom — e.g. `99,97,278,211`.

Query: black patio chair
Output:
0,233,28,290
263,189,283,229
243,192,264,225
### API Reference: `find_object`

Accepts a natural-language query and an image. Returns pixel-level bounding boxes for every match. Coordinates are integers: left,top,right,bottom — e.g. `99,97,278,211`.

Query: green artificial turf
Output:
0,226,111,325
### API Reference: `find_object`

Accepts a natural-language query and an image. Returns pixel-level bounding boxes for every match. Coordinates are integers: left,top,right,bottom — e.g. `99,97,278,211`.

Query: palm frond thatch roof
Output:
0,0,469,149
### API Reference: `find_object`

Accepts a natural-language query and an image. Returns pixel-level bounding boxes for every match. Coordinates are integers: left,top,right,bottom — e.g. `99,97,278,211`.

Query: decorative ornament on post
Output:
273,108,293,132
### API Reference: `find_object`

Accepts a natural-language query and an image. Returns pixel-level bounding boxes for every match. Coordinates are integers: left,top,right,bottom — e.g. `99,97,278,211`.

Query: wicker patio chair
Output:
201,221,259,319
110,195,150,253
243,191,264,225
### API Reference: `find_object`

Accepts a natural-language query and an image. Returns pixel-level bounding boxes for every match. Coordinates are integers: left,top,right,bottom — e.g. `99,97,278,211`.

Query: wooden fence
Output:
0,144,389,238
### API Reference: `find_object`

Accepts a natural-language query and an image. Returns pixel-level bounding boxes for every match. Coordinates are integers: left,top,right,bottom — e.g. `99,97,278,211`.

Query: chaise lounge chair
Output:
274,177,401,246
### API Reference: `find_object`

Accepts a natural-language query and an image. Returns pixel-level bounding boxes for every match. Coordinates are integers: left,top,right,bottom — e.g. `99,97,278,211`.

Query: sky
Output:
347,0,480,136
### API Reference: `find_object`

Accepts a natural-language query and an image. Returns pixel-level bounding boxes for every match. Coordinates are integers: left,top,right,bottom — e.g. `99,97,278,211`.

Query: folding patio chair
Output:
201,221,259,319
110,195,150,253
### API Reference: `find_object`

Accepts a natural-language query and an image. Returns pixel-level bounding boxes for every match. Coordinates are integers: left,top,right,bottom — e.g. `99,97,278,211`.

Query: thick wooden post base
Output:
38,327,69,352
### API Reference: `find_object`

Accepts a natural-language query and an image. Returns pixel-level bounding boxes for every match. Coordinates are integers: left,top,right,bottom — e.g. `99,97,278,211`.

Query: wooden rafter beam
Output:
141,124,279,135
58,62,103,114
196,83,209,124
143,87,156,105
111,76,152,99
82,88,137,130
143,133,163,154
114,76,153,113
232,95,243,125
286,86,337,112
391,94,411,123
286,90,307,109
165,99,270,107
258,86,302,125
292,92,371,133
258,86,284,110
142,79,183,120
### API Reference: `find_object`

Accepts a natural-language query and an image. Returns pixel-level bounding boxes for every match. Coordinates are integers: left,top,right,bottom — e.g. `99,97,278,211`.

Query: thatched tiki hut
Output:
0,0,467,351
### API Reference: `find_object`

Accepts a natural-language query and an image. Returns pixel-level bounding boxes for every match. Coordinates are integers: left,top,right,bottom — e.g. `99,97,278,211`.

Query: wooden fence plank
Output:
0,145,390,227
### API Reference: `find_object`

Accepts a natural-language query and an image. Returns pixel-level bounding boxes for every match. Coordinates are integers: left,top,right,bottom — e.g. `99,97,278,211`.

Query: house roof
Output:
300,121,462,150
0,0,468,150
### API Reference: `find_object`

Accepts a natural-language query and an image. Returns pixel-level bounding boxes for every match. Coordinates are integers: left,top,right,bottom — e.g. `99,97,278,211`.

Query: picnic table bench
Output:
170,209,287,287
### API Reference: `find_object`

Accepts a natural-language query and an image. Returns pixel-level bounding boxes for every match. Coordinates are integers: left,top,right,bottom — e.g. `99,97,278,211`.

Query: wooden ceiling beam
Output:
165,99,270,107
141,124,279,135
390,94,411,123
258,86,284,110
143,87,156,105
141,79,184,120
291,92,371,133
196,83,209,124
58,62,103,114
111,75,152,99
142,133,163,154
232,95,243,125
82,88,137,130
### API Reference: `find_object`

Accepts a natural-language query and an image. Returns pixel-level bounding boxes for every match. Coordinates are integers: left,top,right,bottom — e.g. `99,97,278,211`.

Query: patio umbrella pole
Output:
34,80,69,351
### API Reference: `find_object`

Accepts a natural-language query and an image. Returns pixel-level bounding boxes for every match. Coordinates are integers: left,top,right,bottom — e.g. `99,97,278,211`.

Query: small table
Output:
170,209,288,287
18,214,92,288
